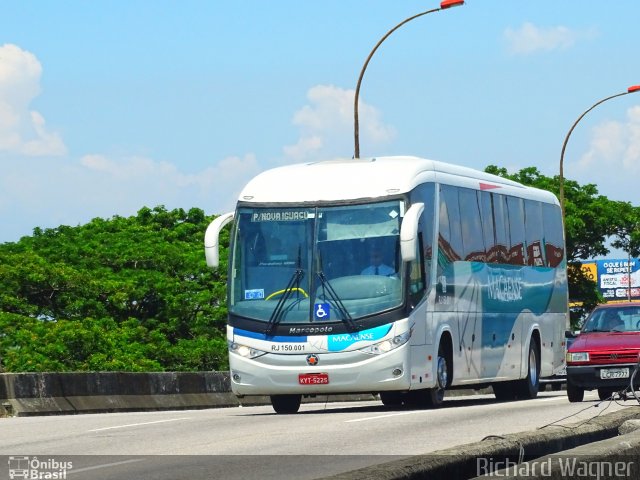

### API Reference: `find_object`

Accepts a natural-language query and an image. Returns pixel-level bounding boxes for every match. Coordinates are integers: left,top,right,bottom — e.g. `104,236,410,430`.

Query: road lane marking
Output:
88,417,190,432
345,410,429,423
69,459,146,474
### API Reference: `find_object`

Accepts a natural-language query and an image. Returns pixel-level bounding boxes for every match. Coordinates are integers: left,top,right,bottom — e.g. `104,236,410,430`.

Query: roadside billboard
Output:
596,259,640,302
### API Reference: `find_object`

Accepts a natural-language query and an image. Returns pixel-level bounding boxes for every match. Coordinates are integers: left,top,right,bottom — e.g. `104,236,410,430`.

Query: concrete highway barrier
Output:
0,372,238,416
0,371,375,416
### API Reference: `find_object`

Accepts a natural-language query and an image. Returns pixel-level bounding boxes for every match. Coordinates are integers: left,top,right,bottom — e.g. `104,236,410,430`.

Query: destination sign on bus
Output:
251,211,310,222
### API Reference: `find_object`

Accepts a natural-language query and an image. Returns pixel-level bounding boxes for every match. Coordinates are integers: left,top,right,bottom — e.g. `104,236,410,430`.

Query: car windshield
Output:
582,306,640,333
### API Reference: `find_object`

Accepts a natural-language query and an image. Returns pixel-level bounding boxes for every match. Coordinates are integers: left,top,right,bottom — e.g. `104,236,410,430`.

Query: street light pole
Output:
558,85,640,220
353,0,464,159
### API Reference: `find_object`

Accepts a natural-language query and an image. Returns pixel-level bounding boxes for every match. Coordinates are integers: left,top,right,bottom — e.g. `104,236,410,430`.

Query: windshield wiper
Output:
265,268,305,335
317,272,357,332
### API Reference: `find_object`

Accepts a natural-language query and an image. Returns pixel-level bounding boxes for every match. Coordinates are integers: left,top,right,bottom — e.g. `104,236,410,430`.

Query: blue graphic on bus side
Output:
327,324,392,352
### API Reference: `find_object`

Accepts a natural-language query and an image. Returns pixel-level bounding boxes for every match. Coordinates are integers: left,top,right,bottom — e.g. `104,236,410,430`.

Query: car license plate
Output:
299,373,329,385
599,368,629,379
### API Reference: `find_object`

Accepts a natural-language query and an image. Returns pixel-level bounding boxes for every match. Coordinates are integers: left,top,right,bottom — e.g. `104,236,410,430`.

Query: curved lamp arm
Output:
559,85,640,219
353,0,464,159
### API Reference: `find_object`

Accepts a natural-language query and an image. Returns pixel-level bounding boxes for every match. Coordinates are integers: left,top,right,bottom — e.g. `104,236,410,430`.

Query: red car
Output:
566,302,640,402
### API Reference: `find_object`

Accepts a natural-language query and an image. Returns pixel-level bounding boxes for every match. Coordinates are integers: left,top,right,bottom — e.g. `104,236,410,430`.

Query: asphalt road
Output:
0,390,636,480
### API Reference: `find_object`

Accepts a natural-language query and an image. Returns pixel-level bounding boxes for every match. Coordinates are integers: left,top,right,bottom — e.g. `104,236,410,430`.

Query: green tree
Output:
0,206,229,372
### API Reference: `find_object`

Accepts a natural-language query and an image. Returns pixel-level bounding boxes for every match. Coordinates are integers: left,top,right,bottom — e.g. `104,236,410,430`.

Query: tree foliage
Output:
0,206,229,372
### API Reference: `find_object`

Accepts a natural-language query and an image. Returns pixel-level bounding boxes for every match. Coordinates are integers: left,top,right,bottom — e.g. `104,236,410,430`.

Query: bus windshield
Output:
229,200,405,327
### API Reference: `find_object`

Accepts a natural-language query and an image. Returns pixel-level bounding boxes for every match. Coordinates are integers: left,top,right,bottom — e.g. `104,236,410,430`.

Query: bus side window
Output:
438,185,462,267
506,196,526,266
524,200,545,266
408,233,426,304
459,188,486,262
410,183,435,292
479,191,497,263
492,193,509,265
542,203,564,267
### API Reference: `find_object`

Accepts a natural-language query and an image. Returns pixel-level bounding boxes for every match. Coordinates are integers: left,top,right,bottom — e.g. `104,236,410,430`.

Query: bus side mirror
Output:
400,202,424,262
204,212,234,268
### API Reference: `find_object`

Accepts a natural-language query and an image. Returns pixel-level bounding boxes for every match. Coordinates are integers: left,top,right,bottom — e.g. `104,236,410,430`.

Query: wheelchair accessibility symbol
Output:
314,303,330,321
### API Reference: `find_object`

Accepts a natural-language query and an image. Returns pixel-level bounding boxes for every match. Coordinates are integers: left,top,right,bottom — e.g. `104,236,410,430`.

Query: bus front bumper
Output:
229,344,416,396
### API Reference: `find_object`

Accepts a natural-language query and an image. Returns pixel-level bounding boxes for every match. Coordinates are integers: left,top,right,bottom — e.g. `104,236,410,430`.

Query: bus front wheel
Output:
380,391,404,407
426,352,448,407
270,394,302,414
419,344,449,408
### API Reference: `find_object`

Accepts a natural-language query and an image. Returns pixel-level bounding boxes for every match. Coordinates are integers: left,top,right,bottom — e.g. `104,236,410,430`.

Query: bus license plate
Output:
299,373,329,385
600,368,629,379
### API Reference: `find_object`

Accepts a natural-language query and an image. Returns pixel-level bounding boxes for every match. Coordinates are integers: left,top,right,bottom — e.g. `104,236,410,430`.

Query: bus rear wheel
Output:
493,381,518,401
516,337,540,399
270,394,302,414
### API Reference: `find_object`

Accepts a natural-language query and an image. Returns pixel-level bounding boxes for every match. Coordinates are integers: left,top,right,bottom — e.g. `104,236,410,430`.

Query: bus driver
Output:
361,246,395,276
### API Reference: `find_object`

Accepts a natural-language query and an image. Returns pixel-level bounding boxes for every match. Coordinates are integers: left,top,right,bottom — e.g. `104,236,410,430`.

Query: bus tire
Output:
380,391,405,407
270,394,302,414
405,342,450,409
567,380,584,403
424,386,445,408
516,337,540,399
493,381,518,401
425,343,450,408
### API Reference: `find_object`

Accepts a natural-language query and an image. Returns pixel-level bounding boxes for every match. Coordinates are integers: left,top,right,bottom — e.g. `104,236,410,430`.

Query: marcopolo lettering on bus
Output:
251,211,308,222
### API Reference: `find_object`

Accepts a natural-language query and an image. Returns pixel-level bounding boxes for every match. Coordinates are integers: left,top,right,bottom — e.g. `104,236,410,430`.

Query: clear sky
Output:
1,0,639,247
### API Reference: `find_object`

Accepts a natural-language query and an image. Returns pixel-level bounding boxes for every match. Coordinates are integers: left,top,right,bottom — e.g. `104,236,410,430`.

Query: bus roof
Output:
238,156,559,205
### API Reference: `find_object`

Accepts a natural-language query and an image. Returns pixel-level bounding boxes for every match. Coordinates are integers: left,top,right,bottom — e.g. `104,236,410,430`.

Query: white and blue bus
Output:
205,156,569,413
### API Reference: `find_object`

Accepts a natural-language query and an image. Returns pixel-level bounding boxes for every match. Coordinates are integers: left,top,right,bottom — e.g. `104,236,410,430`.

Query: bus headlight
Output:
229,342,267,359
359,331,411,355
566,351,589,363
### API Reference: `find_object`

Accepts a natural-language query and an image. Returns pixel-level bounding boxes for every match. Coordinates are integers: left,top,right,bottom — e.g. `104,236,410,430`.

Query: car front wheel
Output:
597,388,615,401
567,380,584,403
